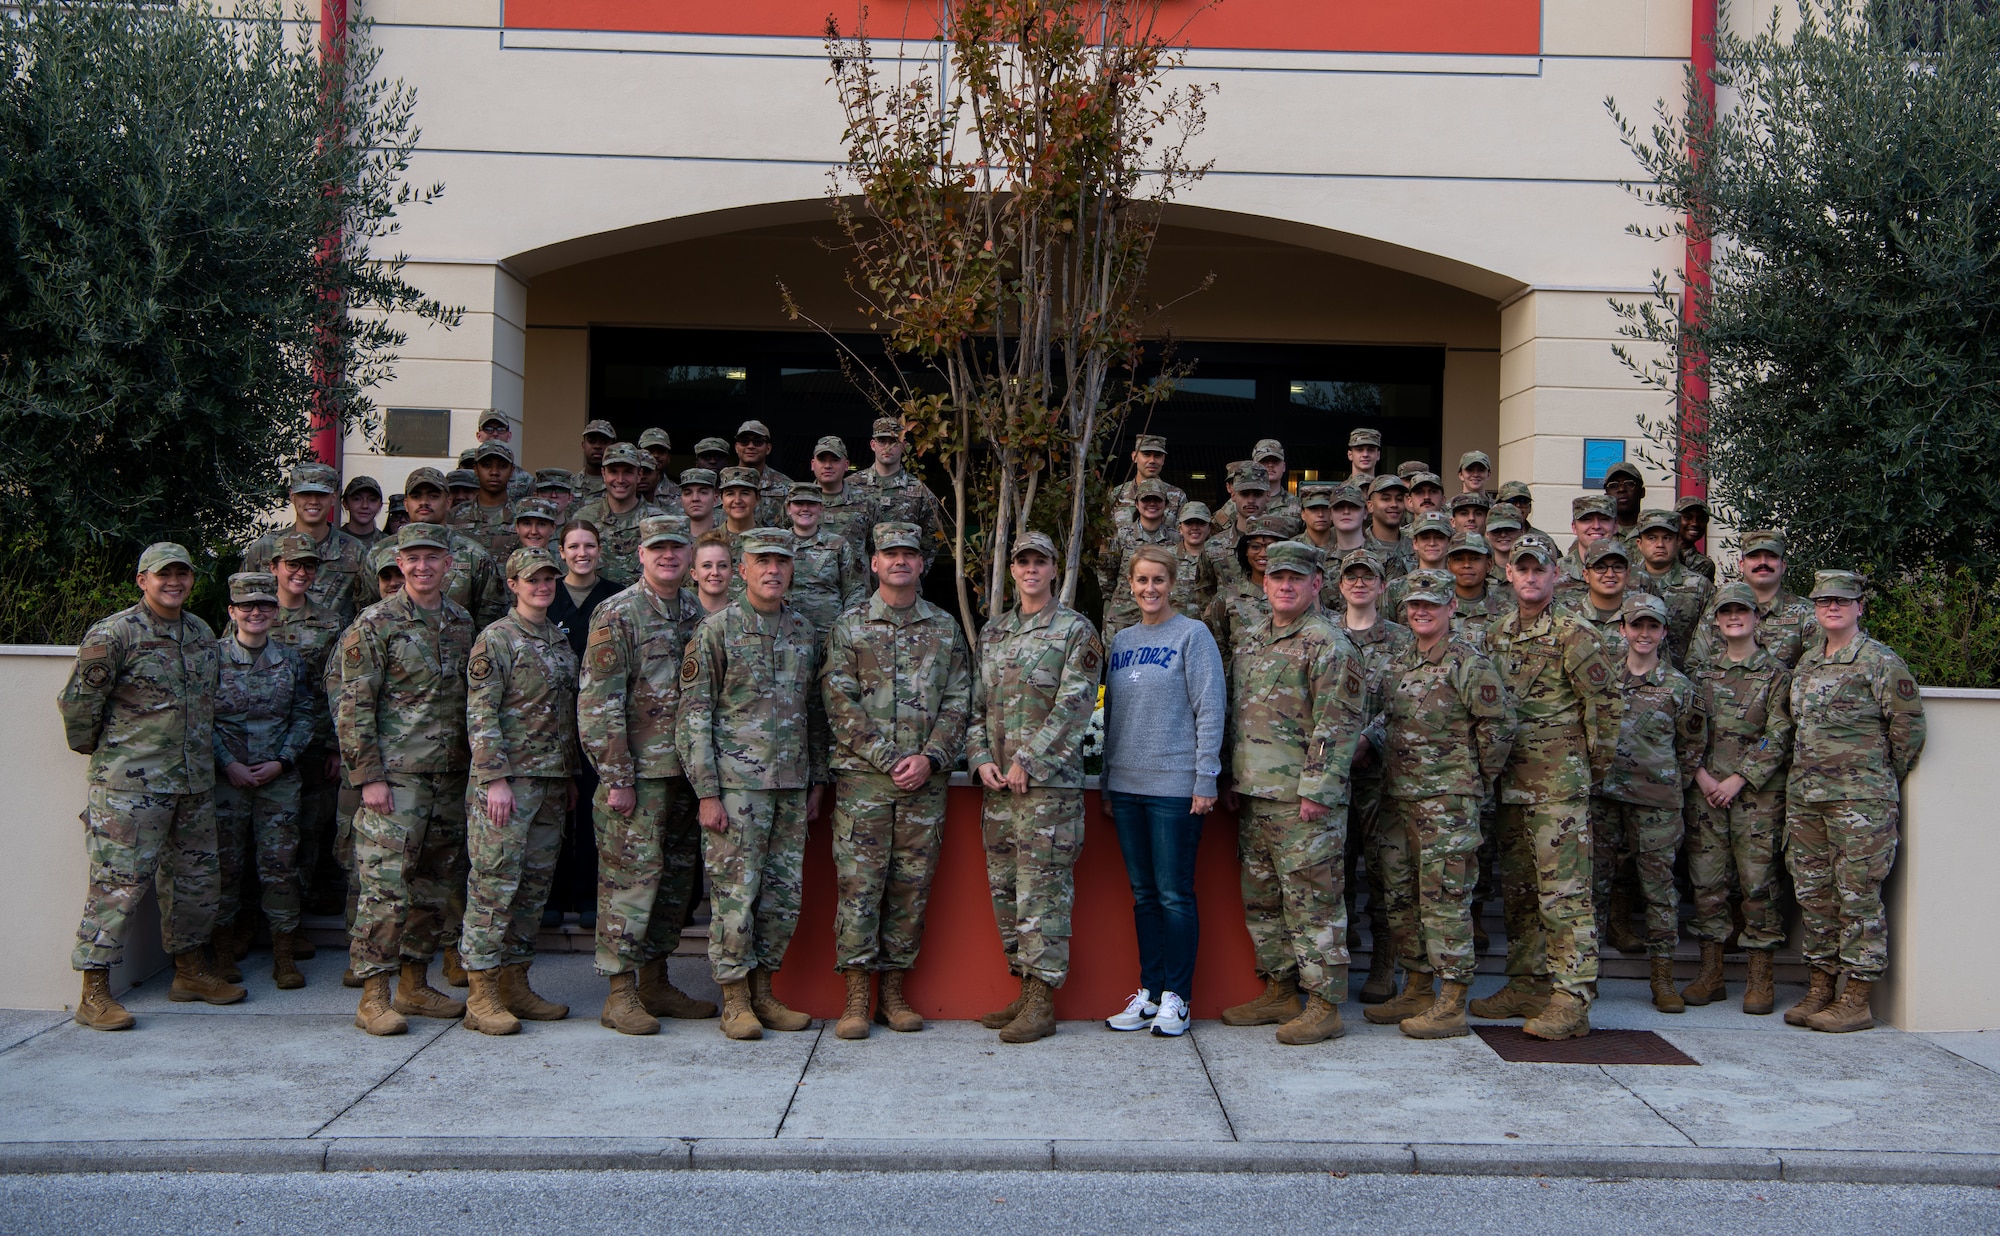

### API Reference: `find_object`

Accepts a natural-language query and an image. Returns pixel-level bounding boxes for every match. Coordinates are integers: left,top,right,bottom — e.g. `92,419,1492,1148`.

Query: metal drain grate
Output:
1474,1026,1699,1065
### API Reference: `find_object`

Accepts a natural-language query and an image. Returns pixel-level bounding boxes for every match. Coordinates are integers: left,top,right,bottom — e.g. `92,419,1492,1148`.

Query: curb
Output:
3,1138,1998,1185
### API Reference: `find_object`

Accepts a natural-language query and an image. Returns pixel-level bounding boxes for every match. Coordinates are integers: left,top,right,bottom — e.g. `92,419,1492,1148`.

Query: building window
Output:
382,407,451,457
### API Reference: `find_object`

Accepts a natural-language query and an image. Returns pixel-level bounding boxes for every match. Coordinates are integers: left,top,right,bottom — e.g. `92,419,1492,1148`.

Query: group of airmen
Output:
59,414,1925,1046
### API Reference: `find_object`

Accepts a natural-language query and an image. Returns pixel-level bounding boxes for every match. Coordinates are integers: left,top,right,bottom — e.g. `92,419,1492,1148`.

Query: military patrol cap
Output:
637,427,673,452
1397,461,1430,480
396,522,452,552
1458,450,1493,472
1348,428,1382,448
787,482,826,505
735,419,773,440
1447,491,1492,512
388,494,406,514
1497,480,1534,504
1369,473,1409,495
370,543,400,576
1297,484,1334,509
1604,461,1645,486
1178,501,1213,525
404,466,448,494
1251,438,1286,463
1448,530,1492,558
137,542,194,574
288,462,339,495
693,436,732,455
342,474,382,499
1810,569,1866,601
1410,511,1454,540
274,532,322,563
1620,592,1669,624
1400,568,1455,606
1228,462,1271,494
228,572,280,605
1262,540,1321,577
813,435,848,460
1011,531,1058,561
1635,509,1680,536
513,496,559,524
739,528,794,557
1713,581,1758,610
1741,529,1786,557
506,547,563,581
873,521,924,552
602,443,650,470
457,449,478,468
1572,494,1616,520
871,417,904,440
479,410,510,430
582,419,617,440
1674,494,1711,515
1484,502,1524,533
679,468,719,489
1134,434,1168,454
473,440,514,464
1584,539,1631,566
718,466,762,491
533,468,576,492
1328,482,1367,508
1246,514,1300,541
445,469,478,490
638,514,693,548
1340,548,1386,579
1511,535,1558,566
1134,478,1170,501
1408,472,1445,492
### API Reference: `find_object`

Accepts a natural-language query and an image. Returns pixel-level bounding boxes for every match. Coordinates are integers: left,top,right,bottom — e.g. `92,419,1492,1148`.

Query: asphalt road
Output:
6,1169,1999,1234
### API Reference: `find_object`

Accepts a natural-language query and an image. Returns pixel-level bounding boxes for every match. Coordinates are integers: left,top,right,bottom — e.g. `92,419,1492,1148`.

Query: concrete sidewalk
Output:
5,950,2000,1184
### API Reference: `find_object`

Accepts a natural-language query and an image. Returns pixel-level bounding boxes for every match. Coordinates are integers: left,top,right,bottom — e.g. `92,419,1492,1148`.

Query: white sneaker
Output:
1150,991,1189,1037
1105,988,1158,1031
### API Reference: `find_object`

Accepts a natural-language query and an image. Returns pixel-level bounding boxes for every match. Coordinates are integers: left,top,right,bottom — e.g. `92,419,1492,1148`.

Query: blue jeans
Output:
1107,791,1204,1001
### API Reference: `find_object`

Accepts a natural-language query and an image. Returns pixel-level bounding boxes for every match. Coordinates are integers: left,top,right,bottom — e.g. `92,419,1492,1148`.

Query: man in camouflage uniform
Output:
1109,433,1186,529
1196,462,1277,609
1344,428,1382,485
812,435,877,558
61,543,242,1030
677,528,830,1040
693,435,734,474
326,544,406,988
1471,537,1621,1041
1557,494,1620,595
1213,438,1300,528
401,467,508,630
1298,483,1369,579
341,475,389,552
1457,451,1495,498
335,523,476,1035
1363,568,1514,1039
1676,495,1719,583
1557,539,1636,663
459,547,580,1035
447,468,479,511
1781,570,1926,1034
1216,540,1370,1046
262,534,346,927
244,462,374,624
1170,502,1213,621
679,467,721,538
730,419,794,526
1686,529,1818,670
1443,530,1511,647
1683,581,1794,1013
1363,475,1416,578
1100,478,1178,638
717,467,765,562
578,515,717,1035
450,440,523,558
535,469,578,518
576,418,616,501
863,417,947,573
1201,515,1286,661
1381,511,1455,620
1602,461,1647,546
966,531,1104,1044
1631,508,1713,667
1495,481,1549,539
784,483,868,641
1594,593,1706,1012
1407,472,1447,520
637,428,685,516
820,522,975,1039
572,443,666,589
213,573,318,991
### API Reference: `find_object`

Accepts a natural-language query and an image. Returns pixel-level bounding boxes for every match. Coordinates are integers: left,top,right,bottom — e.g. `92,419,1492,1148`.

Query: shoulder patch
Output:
680,651,700,683
1081,644,1101,673
468,654,492,682
1480,683,1498,706
1895,677,1917,701
1344,668,1364,698
81,661,112,689
1586,661,1608,686
344,641,362,667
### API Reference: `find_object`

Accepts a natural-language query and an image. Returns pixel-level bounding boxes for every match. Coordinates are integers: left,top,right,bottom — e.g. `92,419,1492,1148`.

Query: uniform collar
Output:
1819,634,1866,665
867,592,925,624
733,595,785,633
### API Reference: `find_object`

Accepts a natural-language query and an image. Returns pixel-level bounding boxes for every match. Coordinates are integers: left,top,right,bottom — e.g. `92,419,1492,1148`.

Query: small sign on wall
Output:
1582,438,1626,490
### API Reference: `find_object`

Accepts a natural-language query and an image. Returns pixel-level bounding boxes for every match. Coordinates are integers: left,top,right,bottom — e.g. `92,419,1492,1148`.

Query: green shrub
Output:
0,535,232,646
1866,566,2000,689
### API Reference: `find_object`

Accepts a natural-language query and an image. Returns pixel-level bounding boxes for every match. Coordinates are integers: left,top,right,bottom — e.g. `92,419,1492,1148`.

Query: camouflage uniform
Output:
578,575,707,976
1686,590,1818,670
1689,643,1793,951
1637,559,1714,669
1329,608,1413,960
821,586,975,971
335,577,474,980
676,592,830,984
1556,593,1631,665
1170,540,1208,622
570,495,666,589
1227,595,1371,1001
1680,544,1719,583
461,596,579,973
1374,633,1515,984
212,624,317,937
1594,653,1706,958
449,498,521,559
818,480,879,562
752,465,795,528
244,523,373,625
1099,518,1176,639
964,595,1103,987
860,467,947,572
786,526,867,642
1202,574,1272,663
269,590,345,899
1110,477,1188,530
1786,625,1925,983
1486,602,1622,999
60,590,222,969
1363,531,1415,580
438,526,508,632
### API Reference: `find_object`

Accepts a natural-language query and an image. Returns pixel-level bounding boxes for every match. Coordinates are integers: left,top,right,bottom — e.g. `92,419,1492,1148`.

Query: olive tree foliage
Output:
0,1,457,579
795,1,1211,634
1609,0,2000,577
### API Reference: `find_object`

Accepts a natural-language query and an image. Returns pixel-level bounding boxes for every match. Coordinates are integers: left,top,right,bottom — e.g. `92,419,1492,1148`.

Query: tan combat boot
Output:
979,975,1030,1029
1220,975,1303,1027
342,947,362,989
354,973,408,1036
1784,968,1837,1027
1650,957,1685,1013
271,931,305,991
1364,970,1435,1024
878,970,924,1033
1742,949,1776,1016
1400,980,1471,1039
998,975,1056,1044
1358,946,1397,1005
1522,989,1590,1041
1681,941,1726,1006
463,968,520,1036
210,932,242,984
391,960,466,1019
168,948,246,1005
441,946,469,988
1275,993,1345,1045
1805,977,1874,1034
499,962,568,1021
748,967,811,1031
599,971,660,1036
1468,976,1551,1020
835,969,872,1040
636,958,718,1019
75,969,135,1031
718,978,762,1040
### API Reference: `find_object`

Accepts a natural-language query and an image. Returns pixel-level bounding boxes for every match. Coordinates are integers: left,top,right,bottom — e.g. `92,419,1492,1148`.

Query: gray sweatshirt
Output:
1102,613,1226,799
